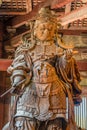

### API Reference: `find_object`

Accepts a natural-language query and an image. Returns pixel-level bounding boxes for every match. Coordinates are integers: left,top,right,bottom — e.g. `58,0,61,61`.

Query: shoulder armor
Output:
15,41,36,57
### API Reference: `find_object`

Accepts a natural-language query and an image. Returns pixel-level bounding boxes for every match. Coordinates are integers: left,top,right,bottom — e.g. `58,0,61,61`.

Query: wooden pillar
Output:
0,21,3,58
0,21,11,128
0,72,5,130
0,21,4,130
0,71,11,129
0,100,4,130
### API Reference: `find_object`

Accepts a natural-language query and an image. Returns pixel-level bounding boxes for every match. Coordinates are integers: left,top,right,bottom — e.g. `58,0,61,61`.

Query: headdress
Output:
36,7,57,24
21,7,74,50
35,7,74,49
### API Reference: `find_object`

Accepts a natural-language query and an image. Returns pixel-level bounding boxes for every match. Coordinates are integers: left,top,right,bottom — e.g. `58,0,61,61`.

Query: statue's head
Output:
33,7,58,41
21,7,74,50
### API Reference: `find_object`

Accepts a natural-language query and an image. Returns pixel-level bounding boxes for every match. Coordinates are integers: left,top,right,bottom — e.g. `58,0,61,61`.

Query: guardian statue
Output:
3,7,82,130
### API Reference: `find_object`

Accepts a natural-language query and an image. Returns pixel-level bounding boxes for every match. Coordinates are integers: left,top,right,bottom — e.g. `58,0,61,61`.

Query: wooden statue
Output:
2,7,82,130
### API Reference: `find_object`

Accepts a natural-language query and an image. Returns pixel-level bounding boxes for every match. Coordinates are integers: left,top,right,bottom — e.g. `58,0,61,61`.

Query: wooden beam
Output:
60,5,87,26
6,0,75,28
81,0,87,2
6,5,40,28
0,59,12,71
51,0,74,9
77,61,87,71
2,0,11,1
0,103,4,129
6,0,52,28
58,29,87,35
26,0,32,13
0,59,87,71
80,71,87,78
0,21,3,58
63,3,71,29
0,10,27,15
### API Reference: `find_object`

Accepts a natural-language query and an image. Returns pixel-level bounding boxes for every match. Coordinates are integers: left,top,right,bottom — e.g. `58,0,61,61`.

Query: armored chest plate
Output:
29,42,59,62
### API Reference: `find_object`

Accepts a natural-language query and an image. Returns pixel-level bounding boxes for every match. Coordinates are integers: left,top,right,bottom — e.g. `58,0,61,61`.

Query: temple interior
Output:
0,0,87,130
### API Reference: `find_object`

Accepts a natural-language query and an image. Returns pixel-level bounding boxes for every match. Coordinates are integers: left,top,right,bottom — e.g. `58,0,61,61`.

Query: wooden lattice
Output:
0,0,32,15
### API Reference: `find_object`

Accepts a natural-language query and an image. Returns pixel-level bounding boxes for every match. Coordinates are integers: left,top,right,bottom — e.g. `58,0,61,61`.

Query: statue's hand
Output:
12,78,26,88
11,75,24,87
7,66,13,74
11,79,26,94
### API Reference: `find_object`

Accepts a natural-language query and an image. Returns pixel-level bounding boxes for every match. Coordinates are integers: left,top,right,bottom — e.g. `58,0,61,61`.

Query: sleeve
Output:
73,58,81,82
72,58,82,94
7,49,32,91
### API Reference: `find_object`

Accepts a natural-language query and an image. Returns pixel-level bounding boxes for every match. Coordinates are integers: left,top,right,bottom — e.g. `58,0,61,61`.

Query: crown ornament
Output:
21,7,74,50
35,7,61,27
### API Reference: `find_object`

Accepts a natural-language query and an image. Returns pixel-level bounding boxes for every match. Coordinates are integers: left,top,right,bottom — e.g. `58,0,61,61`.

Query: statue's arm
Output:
73,58,81,82
7,51,32,94
72,58,82,94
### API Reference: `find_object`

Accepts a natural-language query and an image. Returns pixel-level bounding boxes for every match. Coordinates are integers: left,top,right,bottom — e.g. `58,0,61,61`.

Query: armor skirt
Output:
14,117,36,130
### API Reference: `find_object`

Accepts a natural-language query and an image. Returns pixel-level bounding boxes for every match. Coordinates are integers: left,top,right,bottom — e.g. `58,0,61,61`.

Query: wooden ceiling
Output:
0,0,87,27
0,0,87,62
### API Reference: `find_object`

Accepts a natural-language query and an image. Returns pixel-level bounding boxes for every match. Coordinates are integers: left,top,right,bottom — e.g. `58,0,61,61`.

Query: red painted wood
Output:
6,0,75,28
0,59,13,71
0,59,87,71
51,0,74,9
0,21,3,58
0,103,4,129
77,61,87,71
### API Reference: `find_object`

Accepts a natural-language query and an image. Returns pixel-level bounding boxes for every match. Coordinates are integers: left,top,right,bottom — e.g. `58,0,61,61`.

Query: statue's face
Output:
34,21,56,41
